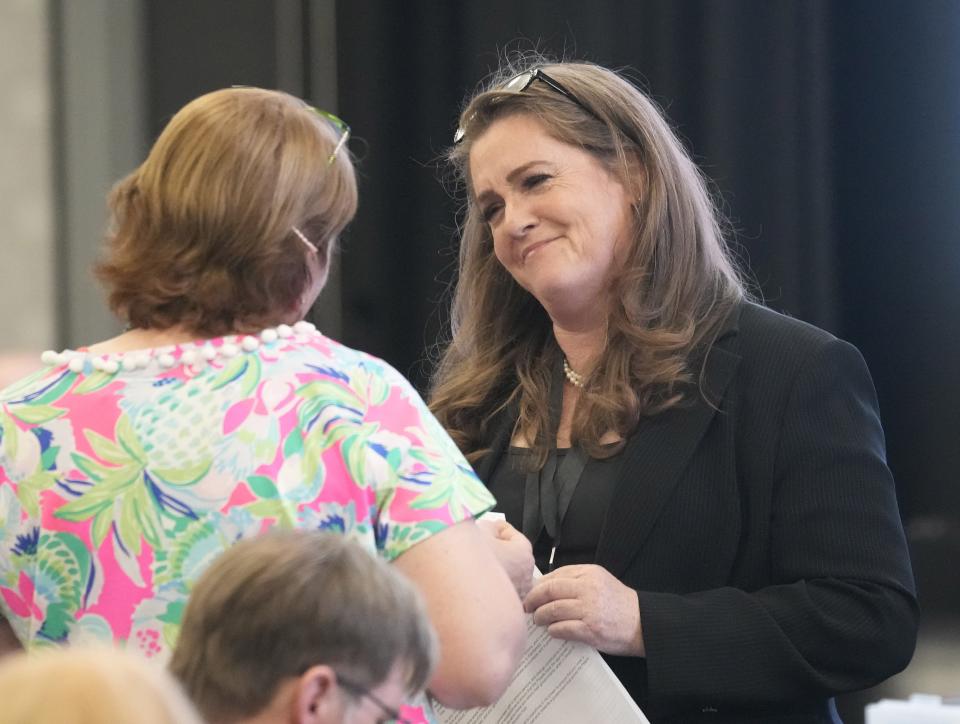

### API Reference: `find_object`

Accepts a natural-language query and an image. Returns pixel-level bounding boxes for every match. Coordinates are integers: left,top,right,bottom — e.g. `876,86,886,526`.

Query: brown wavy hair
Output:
96,87,357,337
170,531,437,722
429,59,746,466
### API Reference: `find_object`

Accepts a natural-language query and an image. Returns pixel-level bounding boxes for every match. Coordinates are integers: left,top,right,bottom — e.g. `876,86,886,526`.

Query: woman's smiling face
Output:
468,113,634,324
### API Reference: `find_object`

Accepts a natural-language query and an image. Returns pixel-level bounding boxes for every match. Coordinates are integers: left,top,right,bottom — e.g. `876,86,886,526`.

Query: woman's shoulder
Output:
0,358,63,403
732,301,865,371
731,301,870,396
290,333,420,395
736,301,840,353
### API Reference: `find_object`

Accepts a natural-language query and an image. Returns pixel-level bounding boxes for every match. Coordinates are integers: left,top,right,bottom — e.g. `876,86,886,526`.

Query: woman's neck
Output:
544,295,609,375
86,324,214,356
552,322,607,375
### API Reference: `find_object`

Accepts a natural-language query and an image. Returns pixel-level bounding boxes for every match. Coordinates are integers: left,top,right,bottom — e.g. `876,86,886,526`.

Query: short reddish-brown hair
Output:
96,87,357,336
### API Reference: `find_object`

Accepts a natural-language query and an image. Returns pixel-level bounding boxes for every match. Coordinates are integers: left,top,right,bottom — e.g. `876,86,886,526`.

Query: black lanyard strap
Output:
542,445,589,542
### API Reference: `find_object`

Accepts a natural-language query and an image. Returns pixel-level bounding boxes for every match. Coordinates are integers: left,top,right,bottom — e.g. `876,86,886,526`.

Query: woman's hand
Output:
523,564,645,657
477,519,535,598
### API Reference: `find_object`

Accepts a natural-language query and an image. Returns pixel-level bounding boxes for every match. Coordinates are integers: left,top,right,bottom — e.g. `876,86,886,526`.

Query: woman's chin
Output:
530,286,605,326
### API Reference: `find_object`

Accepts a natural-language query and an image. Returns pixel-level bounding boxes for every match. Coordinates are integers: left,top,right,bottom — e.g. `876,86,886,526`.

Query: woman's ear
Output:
294,247,331,320
294,665,340,724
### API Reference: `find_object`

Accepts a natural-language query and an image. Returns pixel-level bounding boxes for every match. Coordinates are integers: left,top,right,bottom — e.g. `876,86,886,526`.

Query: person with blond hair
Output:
171,530,436,724
431,58,918,722
0,646,203,724
0,86,527,721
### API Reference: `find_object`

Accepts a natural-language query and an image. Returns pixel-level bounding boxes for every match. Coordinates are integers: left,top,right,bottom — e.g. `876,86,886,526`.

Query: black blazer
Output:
474,302,918,724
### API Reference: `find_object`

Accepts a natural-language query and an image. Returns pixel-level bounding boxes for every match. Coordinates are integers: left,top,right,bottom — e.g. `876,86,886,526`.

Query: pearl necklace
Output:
40,320,318,375
562,358,586,388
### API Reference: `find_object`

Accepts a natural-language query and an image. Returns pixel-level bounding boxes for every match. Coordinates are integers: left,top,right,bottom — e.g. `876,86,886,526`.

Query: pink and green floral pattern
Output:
0,329,494,722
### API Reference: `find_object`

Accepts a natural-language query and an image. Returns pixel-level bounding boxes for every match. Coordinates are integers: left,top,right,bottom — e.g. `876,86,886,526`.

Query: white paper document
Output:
433,611,649,724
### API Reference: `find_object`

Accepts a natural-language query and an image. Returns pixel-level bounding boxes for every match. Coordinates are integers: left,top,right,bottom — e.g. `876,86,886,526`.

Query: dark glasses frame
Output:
310,107,351,165
228,86,350,165
453,68,605,144
337,672,412,724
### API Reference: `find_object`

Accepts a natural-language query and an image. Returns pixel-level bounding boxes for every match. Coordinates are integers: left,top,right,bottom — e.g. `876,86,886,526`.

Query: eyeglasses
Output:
291,226,318,253
453,68,603,144
310,107,351,165
337,673,412,724
228,86,350,164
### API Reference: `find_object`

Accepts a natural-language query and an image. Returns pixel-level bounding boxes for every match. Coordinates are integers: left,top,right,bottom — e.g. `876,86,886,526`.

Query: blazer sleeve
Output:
635,337,918,713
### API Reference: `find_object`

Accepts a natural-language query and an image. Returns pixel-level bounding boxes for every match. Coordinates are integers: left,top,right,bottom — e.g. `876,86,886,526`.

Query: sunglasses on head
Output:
453,68,603,144
310,106,351,165
229,86,350,165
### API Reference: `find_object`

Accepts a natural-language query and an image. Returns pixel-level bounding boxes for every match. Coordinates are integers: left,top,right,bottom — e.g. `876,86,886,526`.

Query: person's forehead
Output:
468,115,571,190
471,114,557,160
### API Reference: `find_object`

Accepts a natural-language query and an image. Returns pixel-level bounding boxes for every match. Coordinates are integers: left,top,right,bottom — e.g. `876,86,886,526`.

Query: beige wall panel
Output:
0,0,54,352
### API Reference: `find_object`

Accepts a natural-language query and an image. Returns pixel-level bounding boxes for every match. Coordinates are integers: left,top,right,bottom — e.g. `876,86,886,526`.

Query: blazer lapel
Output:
473,402,516,484
595,317,742,579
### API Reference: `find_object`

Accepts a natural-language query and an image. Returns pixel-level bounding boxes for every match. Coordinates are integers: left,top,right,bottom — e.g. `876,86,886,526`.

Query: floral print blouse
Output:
0,324,494,720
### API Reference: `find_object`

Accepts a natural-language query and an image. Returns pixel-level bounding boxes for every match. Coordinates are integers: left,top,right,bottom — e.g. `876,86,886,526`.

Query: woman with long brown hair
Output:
431,59,917,722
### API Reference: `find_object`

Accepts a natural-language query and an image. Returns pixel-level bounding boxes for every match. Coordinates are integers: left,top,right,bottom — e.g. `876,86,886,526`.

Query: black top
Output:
488,446,621,571
472,302,917,724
